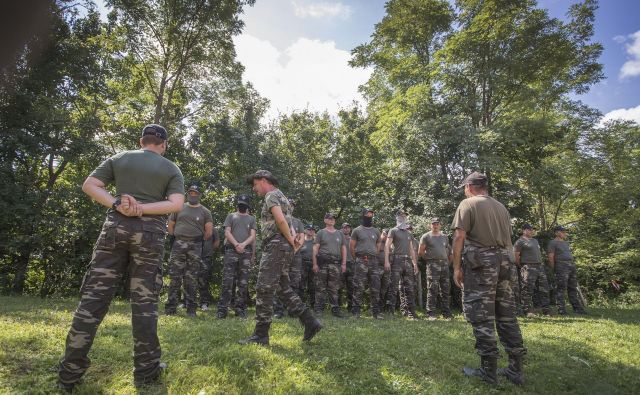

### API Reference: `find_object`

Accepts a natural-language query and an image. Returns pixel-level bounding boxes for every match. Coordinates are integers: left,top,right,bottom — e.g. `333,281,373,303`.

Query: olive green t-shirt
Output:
343,234,354,261
547,239,574,262
300,238,315,260
420,232,450,260
202,228,219,258
451,196,513,248
260,189,293,243
90,149,184,204
351,226,381,256
388,227,414,256
169,204,213,238
315,228,345,258
291,217,304,236
514,237,542,264
224,212,257,244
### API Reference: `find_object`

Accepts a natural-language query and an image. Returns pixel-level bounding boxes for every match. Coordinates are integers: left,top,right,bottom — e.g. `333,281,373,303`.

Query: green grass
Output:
1,296,639,394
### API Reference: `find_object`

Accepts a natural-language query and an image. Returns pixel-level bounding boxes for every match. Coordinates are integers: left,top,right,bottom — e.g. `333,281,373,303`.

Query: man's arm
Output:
139,193,184,215
452,228,466,289
514,250,521,266
350,238,357,260
270,205,296,247
204,222,213,240
341,244,347,273
410,239,418,274
547,252,555,270
384,237,392,272
312,243,320,273
168,220,176,235
418,243,426,259
82,177,141,217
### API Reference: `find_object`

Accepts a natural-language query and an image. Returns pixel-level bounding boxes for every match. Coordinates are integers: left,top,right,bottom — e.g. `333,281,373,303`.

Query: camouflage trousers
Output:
352,255,382,315
388,256,416,311
340,261,355,310
426,259,451,315
379,265,391,311
255,237,307,324
198,255,213,306
274,252,303,315
521,263,550,312
166,239,202,311
555,261,582,313
300,257,315,307
462,246,526,357
218,248,252,314
314,255,342,312
59,213,165,385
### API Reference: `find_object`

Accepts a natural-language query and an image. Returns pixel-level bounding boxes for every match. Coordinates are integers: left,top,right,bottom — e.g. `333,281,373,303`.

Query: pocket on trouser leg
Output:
96,223,117,251
153,265,163,296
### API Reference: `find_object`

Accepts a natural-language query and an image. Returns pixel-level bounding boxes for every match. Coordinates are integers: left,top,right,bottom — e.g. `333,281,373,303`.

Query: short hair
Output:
468,183,488,194
141,135,165,146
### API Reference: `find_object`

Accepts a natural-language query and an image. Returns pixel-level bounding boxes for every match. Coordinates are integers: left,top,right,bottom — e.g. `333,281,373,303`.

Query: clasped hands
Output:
116,194,144,217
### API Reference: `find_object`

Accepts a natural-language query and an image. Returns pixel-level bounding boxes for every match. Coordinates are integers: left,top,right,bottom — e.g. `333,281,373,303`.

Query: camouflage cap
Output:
324,212,336,220
459,171,488,188
341,222,351,228
522,223,534,230
431,217,440,223
187,185,201,194
141,124,168,140
237,194,251,206
247,170,278,186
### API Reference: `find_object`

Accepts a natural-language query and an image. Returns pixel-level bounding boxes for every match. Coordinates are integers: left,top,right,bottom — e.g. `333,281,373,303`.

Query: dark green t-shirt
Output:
514,237,542,264
451,196,512,248
260,189,293,243
388,227,414,256
224,212,257,244
291,217,304,236
420,232,450,260
343,234,354,261
90,149,184,204
315,228,345,258
351,226,381,256
548,239,574,262
300,238,314,260
202,228,219,258
169,204,212,238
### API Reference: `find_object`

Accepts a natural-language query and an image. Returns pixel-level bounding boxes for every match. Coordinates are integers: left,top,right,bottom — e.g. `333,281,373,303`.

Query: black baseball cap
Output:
237,194,251,206
305,224,315,230
324,212,336,220
554,225,567,232
459,171,488,188
522,223,534,230
247,170,278,186
141,124,168,140
187,185,201,194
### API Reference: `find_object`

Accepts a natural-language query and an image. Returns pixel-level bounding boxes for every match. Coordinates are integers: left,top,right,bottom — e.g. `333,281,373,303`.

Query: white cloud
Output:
291,1,352,19
619,31,640,79
601,105,640,125
234,34,372,119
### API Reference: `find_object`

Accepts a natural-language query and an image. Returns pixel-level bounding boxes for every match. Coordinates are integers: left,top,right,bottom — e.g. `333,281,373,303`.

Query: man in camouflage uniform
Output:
452,172,526,385
274,198,305,318
350,208,383,318
340,222,355,312
313,213,348,318
385,210,418,319
239,170,321,345
299,224,316,307
399,224,420,317
378,229,390,312
58,124,184,391
548,226,587,315
419,218,453,320
216,194,256,319
165,185,213,317
198,228,220,311
514,224,550,316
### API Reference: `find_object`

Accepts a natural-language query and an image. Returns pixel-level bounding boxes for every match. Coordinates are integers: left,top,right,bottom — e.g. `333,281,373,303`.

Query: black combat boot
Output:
407,307,419,320
299,309,322,341
186,307,197,317
238,322,270,345
498,354,524,385
134,362,167,387
216,309,227,319
462,355,498,384
351,307,361,318
331,307,346,318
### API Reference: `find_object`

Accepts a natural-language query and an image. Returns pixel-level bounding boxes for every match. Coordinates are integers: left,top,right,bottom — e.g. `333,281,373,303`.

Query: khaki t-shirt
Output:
315,229,345,258
351,226,381,256
90,149,184,204
224,212,257,244
344,234,354,261
300,239,314,260
451,196,512,248
420,232,450,260
388,227,414,256
260,189,293,243
291,217,304,236
514,237,542,263
202,228,219,258
547,239,574,262
170,204,213,238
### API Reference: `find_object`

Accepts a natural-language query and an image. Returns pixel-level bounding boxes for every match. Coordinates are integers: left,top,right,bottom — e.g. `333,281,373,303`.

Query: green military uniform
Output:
387,227,417,315
59,145,184,387
514,236,550,314
199,228,219,309
548,238,584,314
274,216,304,317
340,227,355,311
421,231,452,317
379,233,391,312
165,203,213,314
351,225,382,317
299,234,316,307
314,228,346,315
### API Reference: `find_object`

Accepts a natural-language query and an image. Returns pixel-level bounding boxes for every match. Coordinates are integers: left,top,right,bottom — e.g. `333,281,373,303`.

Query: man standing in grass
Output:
313,213,347,318
452,172,526,385
239,170,321,345
58,124,184,391
548,225,587,315
274,198,305,318
385,210,418,319
299,224,317,307
514,224,550,316
350,208,383,318
340,222,355,312
419,218,453,320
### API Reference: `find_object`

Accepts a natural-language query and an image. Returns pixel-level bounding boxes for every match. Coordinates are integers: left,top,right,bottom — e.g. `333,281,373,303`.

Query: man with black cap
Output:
340,222,355,312
217,194,256,319
548,226,587,315
419,218,453,320
313,212,348,317
273,198,305,318
299,224,317,306
350,208,383,318
239,170,321,345
165,185,213,317
58,124,184,390
514,224,550,317
385,210,419,319
451,171,526,385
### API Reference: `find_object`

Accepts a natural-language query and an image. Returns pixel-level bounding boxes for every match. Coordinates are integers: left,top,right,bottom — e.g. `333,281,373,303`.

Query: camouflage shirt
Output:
260,188,293,243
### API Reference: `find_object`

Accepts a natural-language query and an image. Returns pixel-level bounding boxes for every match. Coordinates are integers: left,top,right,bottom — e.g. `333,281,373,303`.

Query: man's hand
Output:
341,263,347,274
384,262,390,272
413,263,419,275
454,267,464,289
312,263,319,274
118,194,143,217
235,243,245,254
293,238,303,254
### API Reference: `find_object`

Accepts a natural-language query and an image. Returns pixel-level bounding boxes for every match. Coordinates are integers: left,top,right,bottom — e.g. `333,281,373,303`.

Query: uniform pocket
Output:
96,223,117,250
464,249,483,270
153,264,163,296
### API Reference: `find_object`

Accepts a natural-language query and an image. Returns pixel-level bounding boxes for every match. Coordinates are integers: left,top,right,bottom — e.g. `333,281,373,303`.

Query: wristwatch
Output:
112,198,121,211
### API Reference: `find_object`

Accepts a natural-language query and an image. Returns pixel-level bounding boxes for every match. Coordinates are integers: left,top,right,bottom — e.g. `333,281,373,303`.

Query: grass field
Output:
0,296,639,394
